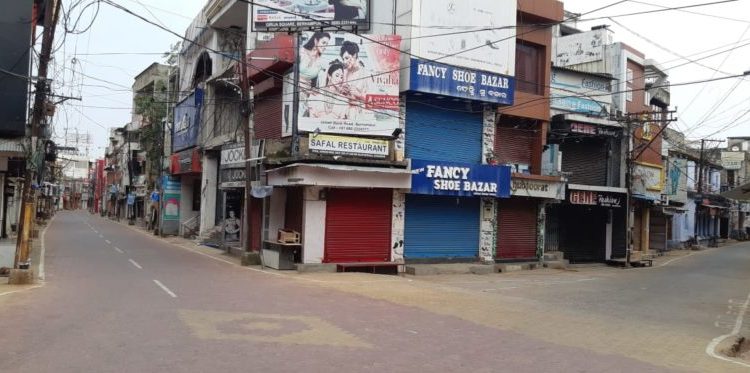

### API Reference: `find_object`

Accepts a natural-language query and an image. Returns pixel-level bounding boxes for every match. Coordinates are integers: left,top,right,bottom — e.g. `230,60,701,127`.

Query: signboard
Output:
553,121,621,137
410,59,514,105
170,149,202,175
510,177,565,199
550,68,611,115
411,0,516,75
172,89,203,152
309,134,388,158
633,163,664,200
410,159,511,198
299,32,401,136
0,1,33,137
220,168,247,189
162,176,181,222
252,0,370,31
221,145,245,169
567,188,625,208
554,29,612,67
721,151,744,170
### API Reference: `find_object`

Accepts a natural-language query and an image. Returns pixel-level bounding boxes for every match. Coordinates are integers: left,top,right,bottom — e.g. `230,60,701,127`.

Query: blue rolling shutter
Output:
405,100,483,163
404,195,480,260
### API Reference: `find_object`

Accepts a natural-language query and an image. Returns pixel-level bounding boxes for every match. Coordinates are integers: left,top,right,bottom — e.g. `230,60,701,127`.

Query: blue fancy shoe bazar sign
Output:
410,59,515,105
410,159,511,198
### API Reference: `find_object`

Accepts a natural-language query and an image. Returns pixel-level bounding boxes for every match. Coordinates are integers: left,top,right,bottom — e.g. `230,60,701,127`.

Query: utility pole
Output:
622,109,677,266
14,0,62,274
239,43,254,253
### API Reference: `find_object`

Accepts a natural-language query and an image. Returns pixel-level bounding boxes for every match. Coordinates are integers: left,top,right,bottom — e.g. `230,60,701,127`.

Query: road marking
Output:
38,213,56,281
153,279,177,298
114,247,124,254
706,291,750,368
105,239,111,244
0,284,44,297
128,259,143,269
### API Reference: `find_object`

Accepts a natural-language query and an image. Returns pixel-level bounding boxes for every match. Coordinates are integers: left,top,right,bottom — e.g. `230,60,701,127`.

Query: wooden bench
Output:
336,262,399,275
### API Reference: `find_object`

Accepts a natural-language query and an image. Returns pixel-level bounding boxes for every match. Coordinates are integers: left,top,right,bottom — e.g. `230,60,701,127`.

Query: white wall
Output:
267,188,286,242
179,174,200,235
302,186,326,264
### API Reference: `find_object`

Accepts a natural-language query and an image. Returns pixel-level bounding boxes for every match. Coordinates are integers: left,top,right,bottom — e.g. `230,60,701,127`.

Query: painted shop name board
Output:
567,189,624,208
510,178,565,199
410,159,511,198
309,134,388,159
410,59,515,105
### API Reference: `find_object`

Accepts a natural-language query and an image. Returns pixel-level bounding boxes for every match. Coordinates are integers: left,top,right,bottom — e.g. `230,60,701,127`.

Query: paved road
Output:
0,211,747,372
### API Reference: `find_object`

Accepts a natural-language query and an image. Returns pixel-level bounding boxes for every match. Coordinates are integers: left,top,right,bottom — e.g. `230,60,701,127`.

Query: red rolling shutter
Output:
325,189,392,263
497,199,538,259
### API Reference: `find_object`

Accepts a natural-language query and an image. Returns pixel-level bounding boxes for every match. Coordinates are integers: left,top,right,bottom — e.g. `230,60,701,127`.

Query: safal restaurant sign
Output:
410,159,511,198
309,134,388,159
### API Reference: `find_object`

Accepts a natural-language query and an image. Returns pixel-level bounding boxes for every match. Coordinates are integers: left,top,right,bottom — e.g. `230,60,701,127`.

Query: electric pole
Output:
14,0,62,273
239,43,254,253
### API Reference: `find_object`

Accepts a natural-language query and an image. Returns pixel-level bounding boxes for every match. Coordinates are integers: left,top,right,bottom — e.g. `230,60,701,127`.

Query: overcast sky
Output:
53,0,750,159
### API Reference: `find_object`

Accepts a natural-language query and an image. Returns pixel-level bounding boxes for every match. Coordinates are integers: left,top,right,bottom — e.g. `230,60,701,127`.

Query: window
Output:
626,90,633,102
515,42,544,95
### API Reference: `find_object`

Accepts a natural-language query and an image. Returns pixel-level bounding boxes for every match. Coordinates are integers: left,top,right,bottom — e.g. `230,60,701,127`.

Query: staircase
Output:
542,251,569,269
199,225,223,248
180,214,200,239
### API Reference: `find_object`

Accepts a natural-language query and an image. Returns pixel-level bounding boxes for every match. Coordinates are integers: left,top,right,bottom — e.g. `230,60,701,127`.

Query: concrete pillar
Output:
199,154,218,236
391,190,405,263
479,105,498,263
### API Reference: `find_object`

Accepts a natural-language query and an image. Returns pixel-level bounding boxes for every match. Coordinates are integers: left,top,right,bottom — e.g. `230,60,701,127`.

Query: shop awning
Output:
266,163,411,189
721,182,750,201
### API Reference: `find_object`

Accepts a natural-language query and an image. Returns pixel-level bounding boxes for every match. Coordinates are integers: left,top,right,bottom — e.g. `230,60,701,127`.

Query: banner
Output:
410,159,511,198
410,59,514,105
298,32,401,136
161,176,181,222
309,134,388,158
252,0,370,31
410,0,516,76
172,89,203,152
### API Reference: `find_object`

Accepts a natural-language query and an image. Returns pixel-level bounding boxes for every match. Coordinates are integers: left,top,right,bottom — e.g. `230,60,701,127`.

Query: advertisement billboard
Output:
252,0,370,31
550,69,612,115
298,32,401,136
411,0,516,76
0,0,33,136
172,89,203,153
410,59,514,105
410,159,511,198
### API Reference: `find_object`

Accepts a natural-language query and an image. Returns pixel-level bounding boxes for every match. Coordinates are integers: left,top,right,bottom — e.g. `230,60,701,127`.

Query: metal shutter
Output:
558,205,607,263
560,139,608,185
495,125,534,165
649,210,667,252
612,208,627,259
404,195,480,260
405,100,483,163
254,91,282,140
324,189,392,263
497,199,537,259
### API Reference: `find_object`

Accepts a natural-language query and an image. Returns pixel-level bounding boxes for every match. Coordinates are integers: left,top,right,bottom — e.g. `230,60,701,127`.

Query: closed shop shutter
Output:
495,123,534,165
254,90,283,140
559,205,607,263
560,138,608,185
497,199,537,259
649,210,667,252
612,208,627,259
325,189,392,263
404,195,480,260
405,100,482,163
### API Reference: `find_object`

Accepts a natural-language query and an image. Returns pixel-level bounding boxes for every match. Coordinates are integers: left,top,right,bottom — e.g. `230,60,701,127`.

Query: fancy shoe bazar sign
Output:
510,177,565,199
410,59,515,105
567,188,625,208
309,134,388,158
410,159,511,198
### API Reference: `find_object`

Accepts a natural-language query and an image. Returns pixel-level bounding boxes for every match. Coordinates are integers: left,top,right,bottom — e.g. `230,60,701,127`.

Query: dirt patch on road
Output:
723,336,750,361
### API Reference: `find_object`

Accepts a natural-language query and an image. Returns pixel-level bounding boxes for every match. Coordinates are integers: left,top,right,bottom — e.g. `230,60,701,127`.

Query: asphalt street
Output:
0,211,748,372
